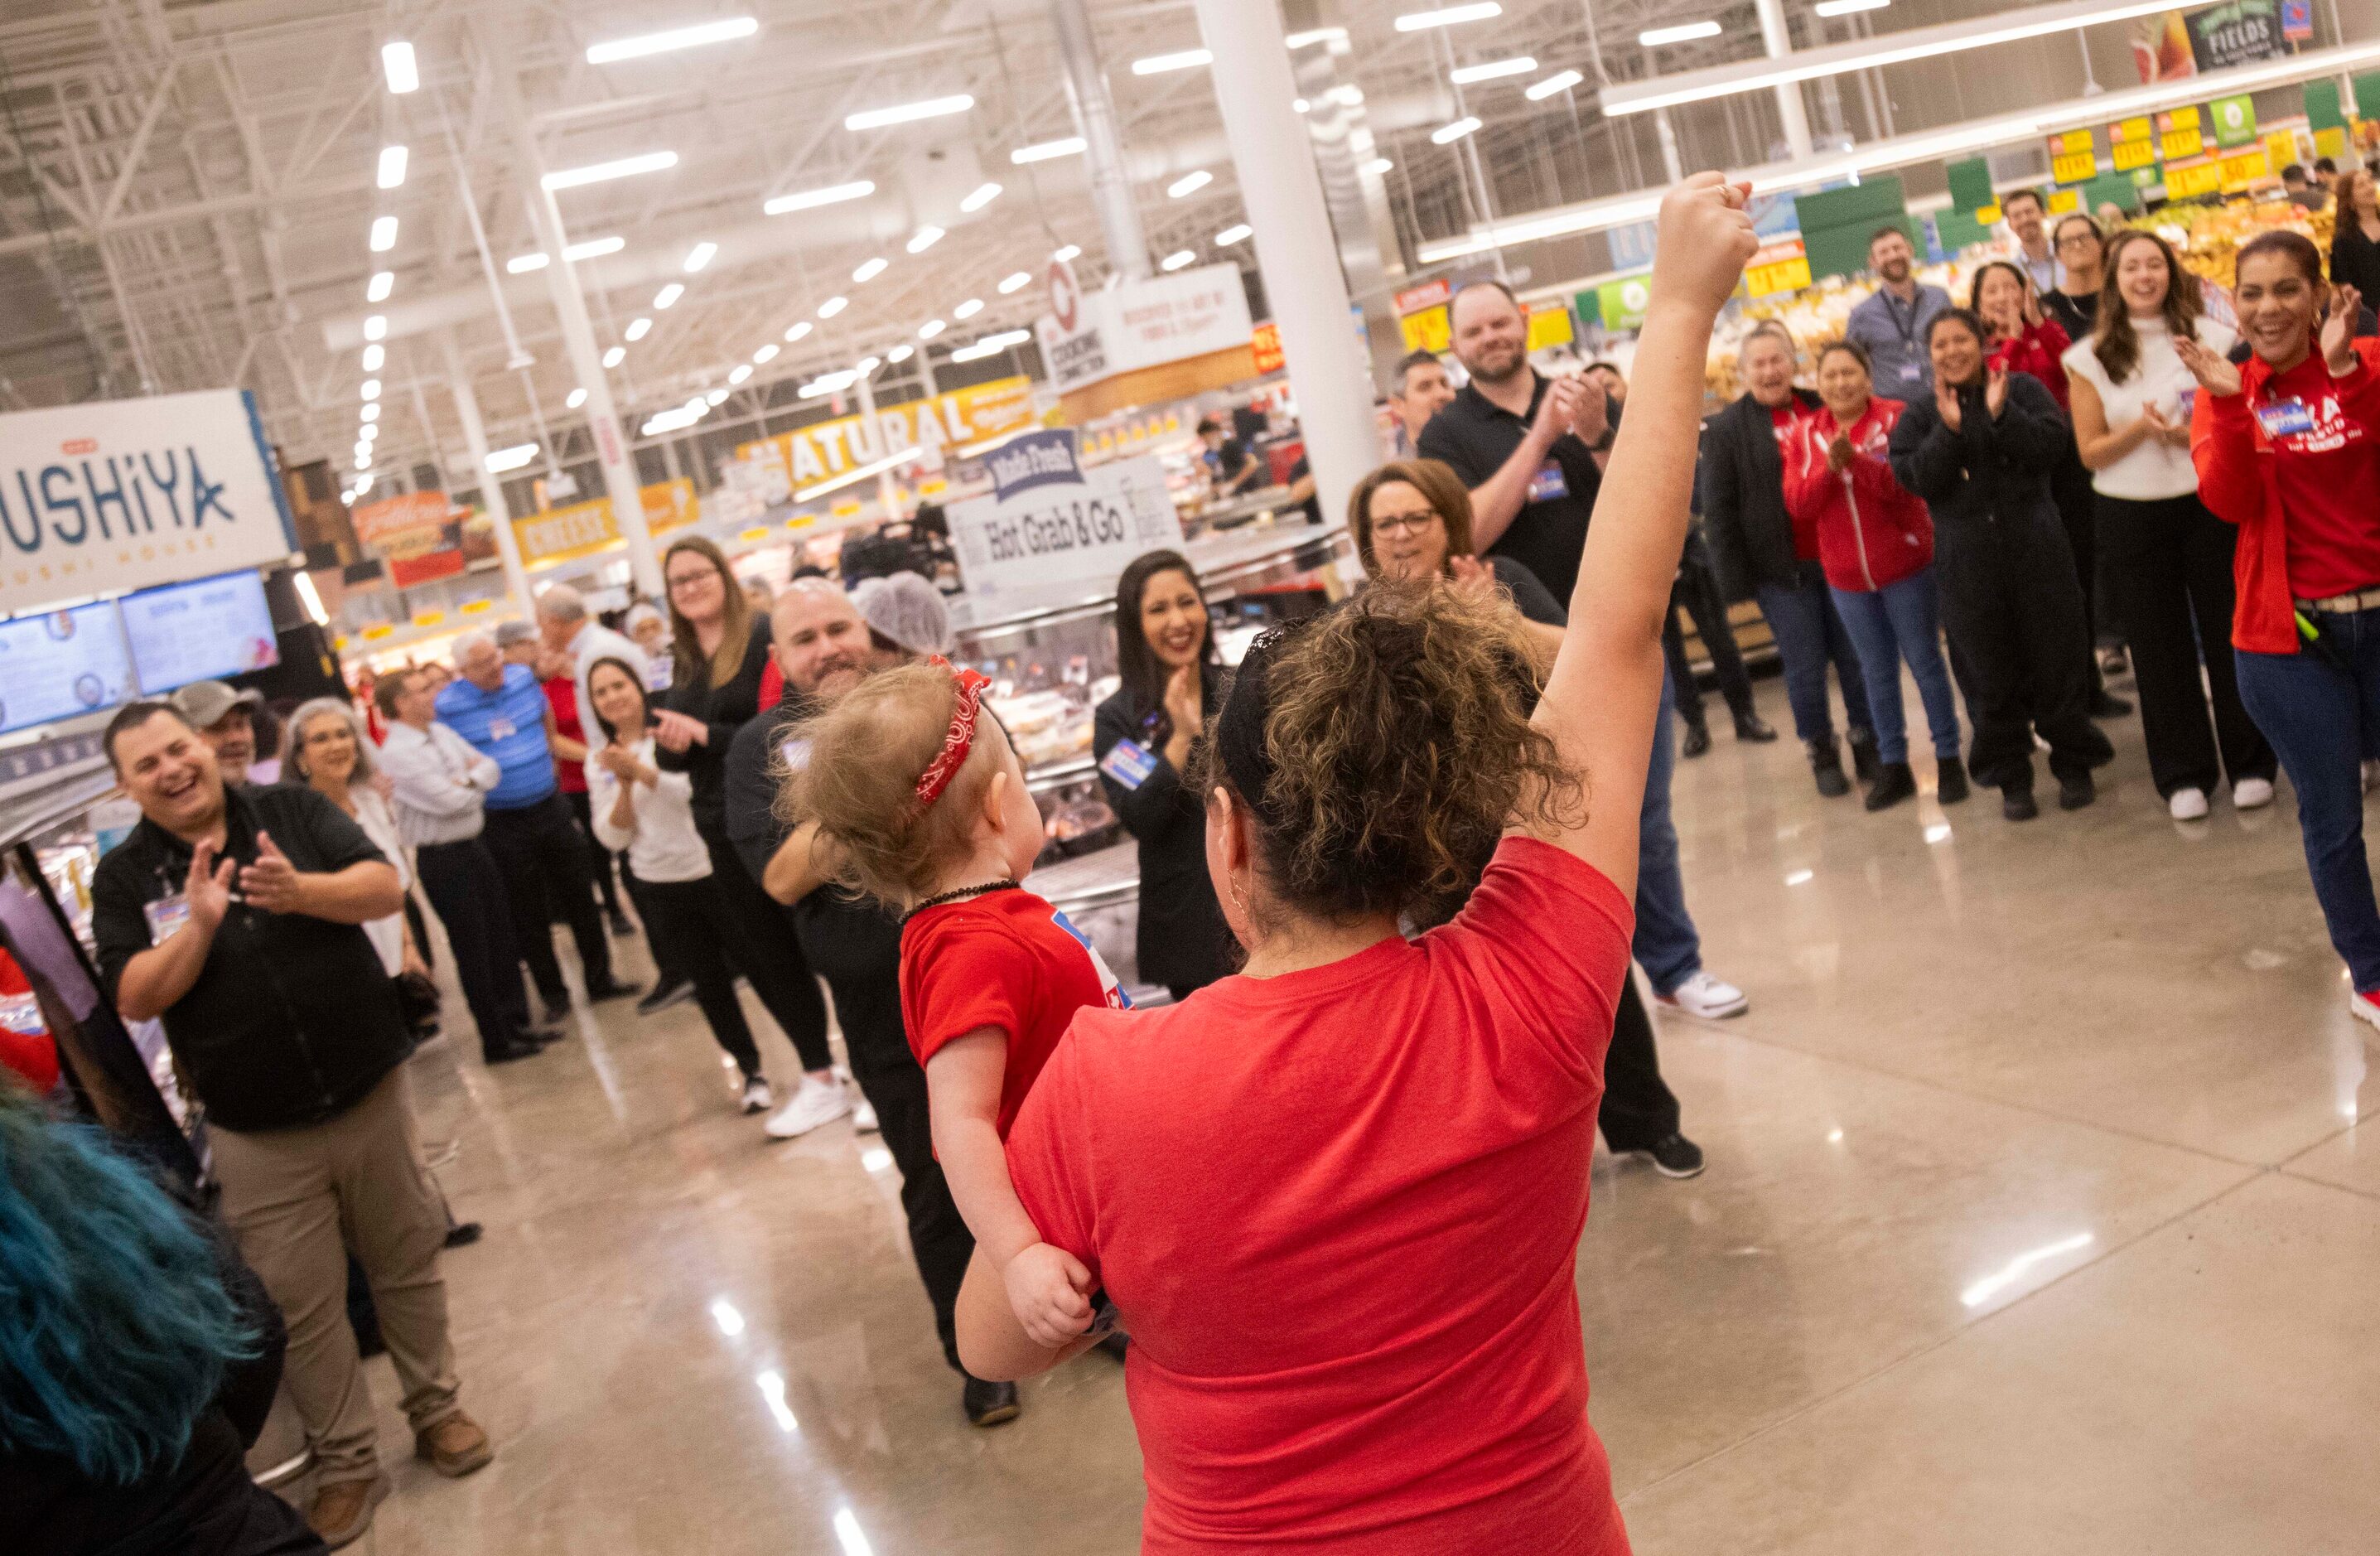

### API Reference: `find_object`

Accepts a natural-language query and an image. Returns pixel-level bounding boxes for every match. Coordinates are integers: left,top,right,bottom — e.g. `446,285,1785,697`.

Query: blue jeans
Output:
1756,571,1875,746
1634,670,1702,995
2236,606,2380,992
1830,569,1963,765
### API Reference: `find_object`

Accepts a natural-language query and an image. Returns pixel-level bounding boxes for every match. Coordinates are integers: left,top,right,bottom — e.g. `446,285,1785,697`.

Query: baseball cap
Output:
167,679,263,730
494,620,538,649
852,573,952,658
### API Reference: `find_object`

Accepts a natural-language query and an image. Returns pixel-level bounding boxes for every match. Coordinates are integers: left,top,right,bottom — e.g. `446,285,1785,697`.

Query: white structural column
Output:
1754,0,1816,158
853,367,903,519
441,329,534,611
1050,0,1151,281
481,33,662,597
1192,0,1380,546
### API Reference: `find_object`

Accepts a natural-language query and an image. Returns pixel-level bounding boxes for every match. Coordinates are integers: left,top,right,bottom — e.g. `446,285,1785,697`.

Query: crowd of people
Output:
12,164,2380,1556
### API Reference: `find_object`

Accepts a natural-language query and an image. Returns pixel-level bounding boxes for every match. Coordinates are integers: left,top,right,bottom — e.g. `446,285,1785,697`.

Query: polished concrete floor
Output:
340,671,2380,1554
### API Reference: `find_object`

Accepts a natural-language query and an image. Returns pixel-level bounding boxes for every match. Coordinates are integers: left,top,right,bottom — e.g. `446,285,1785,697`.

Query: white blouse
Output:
2061,314,2238,501
348,787,414,979
584,736,712,884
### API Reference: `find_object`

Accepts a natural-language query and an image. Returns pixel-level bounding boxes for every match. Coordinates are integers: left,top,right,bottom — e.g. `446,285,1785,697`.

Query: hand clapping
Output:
2324,283,2363,375
237,832,308,915
2173,336,2242,399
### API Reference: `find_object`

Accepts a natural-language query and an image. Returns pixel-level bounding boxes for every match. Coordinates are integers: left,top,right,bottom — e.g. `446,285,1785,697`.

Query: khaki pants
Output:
212,1066,460,1484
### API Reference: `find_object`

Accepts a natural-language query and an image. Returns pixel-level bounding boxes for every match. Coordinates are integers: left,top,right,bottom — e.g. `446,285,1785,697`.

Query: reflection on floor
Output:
346,674,2380,1554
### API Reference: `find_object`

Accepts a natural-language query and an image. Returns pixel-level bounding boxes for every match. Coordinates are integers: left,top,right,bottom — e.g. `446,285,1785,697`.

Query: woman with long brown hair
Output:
2329,165,2380,300
654,535,846,1137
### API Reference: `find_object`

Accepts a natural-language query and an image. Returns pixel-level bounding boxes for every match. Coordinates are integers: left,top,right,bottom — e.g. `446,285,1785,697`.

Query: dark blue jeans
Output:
1634,670,1702,995
2236,605,2380,992
1830,568,1962,765
1756,568,1875,746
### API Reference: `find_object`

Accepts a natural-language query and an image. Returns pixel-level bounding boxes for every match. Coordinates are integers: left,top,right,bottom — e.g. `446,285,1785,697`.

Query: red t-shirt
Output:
2257,351,2380,600
899,887,1132,1138
1769,402,1820,560
542,676,590,795
1007,838,1635,1556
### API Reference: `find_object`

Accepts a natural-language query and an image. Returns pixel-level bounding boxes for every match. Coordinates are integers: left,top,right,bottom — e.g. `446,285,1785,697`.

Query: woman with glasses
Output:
2042,213,2108,344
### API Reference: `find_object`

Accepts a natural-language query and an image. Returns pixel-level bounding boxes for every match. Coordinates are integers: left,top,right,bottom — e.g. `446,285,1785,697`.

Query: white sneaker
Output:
2233,776,2275,810
764,1073,852,1139
740,1075,773,1115
2168,787,2210,821
1653,969,1749,1019
851,1095,880,1133
2353,988,2380,1032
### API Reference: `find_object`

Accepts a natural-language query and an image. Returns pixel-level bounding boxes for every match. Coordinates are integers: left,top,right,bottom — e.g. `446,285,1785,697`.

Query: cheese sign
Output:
2052,149,2098,185
511,479,699,568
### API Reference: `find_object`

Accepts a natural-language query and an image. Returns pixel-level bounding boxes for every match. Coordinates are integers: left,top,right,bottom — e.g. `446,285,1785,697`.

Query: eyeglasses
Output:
665,568,719,594
1371,509,1441,537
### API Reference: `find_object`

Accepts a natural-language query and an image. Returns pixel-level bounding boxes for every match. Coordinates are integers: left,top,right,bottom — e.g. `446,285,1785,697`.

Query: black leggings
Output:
638,875,769,1078
700,835,833,1073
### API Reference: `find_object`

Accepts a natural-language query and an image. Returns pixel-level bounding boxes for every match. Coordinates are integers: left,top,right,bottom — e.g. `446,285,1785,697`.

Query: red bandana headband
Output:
914,659,992,807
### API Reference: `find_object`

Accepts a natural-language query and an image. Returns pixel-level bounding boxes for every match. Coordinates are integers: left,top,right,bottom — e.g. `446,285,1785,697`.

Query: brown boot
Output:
307,1476,389,1549
414,1410,495,1477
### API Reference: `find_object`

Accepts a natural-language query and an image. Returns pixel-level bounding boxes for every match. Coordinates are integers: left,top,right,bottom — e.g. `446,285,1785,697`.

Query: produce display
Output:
2142,194,2331,292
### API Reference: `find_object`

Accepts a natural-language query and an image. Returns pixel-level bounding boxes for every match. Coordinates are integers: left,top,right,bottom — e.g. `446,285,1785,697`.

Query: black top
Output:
1417,372,1610,602
1287,454,1322,525
1698,389,1822,602
2041,286,2098,346
2333,219,2380,306
1490,553,1567,626
1885,371,2069,534
91,784,408,1133
660,619,774,840
1091,663,1237,994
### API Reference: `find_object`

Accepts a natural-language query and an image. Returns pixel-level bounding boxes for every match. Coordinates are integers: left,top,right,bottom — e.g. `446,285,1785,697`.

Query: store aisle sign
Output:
0,388,297,618
1399,305,1451,353
512,478,699,568
1745,240,1812,299
735,379,1033,492
1035,265,1254,395
943,437,1184,601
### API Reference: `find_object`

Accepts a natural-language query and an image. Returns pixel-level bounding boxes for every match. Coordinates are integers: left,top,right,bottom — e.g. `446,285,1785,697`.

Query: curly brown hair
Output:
1195,580,1583,928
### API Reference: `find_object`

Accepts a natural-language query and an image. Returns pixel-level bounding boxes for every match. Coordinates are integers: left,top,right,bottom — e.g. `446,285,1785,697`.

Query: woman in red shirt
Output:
1782,340,1965,811
2181,230,2380,1027
958,176,1758,1556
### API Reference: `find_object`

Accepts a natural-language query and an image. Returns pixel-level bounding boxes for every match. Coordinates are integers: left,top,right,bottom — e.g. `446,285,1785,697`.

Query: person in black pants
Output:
1662,522,1775,756
1889,309,2114,819
723,579,1021,1427
1093,551,1238,1000
654,538,844,1140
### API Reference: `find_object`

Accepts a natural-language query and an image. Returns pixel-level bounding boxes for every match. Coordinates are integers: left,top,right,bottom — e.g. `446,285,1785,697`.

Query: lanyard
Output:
1882,290,1926,348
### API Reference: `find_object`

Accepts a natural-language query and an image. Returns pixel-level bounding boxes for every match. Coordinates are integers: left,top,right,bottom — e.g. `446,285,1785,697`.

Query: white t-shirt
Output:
347,787,413,978
2061,314,2238,500
584,736,711,883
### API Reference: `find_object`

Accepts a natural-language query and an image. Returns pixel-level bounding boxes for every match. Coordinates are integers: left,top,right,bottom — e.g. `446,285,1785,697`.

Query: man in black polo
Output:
722,577,1021,1429
89,703,491,1547
1416,278,1612,601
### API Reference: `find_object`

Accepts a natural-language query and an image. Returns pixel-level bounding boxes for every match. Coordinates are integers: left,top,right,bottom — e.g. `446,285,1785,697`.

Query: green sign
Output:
2210,93,2257,147
1945,157,1996,212
2306,80,2347,134
1593,275,1652,332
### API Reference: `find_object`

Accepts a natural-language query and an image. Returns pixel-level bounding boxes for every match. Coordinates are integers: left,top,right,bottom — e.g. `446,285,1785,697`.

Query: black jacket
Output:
2334,218,2380,302
1886,372,2069,538
1698,389,1821,601
90,784,409,1134
1092,665,1237,994
659,620,773,841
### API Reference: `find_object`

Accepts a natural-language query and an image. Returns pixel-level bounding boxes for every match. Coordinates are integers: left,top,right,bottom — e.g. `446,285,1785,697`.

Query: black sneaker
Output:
2002,788,2040,821
636,978,696,1018
482,1037,546,1065
963,1376,1021,1427
1681,722,1712,758
1634,1133,1706,1179
538,998,572,1028
1733,711,1779,743
2058,771,2096,810
1935,756,1971,805
1808,738,1851,798
1846,727,1880,785
1863,761,1917,812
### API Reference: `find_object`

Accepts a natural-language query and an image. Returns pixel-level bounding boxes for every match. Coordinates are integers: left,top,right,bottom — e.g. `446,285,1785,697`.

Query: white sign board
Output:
1035,263,1253,396
0,389,297,618
944,432,1185,602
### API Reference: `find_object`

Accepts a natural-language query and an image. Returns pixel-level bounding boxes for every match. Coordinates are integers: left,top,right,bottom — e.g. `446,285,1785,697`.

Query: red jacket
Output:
1781,397,1935,593
2192,337,2380,655
1988,319,2073,410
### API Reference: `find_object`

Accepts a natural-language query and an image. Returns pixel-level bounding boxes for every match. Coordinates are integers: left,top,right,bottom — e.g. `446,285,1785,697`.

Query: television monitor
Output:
0,602,136,737
119,569,280,695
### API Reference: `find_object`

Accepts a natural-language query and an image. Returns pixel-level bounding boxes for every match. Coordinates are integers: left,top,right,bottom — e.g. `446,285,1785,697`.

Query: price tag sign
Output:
2112,138,2158,172
2112,116,2154,144
2218,147,2271,192
1398,304,1451,353
2049,128,2094,155
1744,239,1812,299
2165,159,2223,200
2048,188,2082,214
2052,149,2098,185
2160,124,2205,162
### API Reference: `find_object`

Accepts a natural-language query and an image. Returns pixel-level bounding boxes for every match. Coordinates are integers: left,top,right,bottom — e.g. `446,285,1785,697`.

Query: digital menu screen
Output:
120,569,279,694
0,602,137,737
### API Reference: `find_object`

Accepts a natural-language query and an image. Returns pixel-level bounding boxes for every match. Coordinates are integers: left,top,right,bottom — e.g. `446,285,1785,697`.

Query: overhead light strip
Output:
764,179,875,215
1450,56,1537,84
1394,3,1502,32
844,94,973,131
541,151,678,191
586,17,759,64
1011,137,1086,164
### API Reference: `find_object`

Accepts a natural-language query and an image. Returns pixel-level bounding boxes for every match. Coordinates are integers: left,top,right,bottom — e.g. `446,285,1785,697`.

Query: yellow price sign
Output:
784,515,814,530
2263,130,2299,170
2047,188,2082,215
2317,125,2349,161
1398,303,1451,353
1744,241,1813,298
361,623,397,640
459,598,493,615
737,526,772,543
1524,306,1576,350
2164,159,2221,200
2049,128,2093,155
2052,149,2098,185
2218,147,2271,193
2112,116,2153,143
2112,138,2157,172
2160,125,2204,162
1974,201,2002,225
409,609,446,629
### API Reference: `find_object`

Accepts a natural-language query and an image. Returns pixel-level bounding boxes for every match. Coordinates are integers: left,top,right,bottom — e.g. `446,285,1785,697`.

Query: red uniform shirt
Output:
1769,402,1818,559
1008,838,1635,1556
899,887,1130,1138
2257,350,2380,601
542,675,589,795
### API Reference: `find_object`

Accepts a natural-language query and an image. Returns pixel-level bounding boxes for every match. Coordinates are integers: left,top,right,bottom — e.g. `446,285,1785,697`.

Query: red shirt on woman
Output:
1007,837,1636,1555
542,674,590,795
1780,397,1934,593
1988,317,2074,409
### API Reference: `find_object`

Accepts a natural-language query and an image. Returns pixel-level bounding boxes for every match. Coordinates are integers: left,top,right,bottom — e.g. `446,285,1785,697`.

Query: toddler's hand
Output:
1004,1241,1094,1350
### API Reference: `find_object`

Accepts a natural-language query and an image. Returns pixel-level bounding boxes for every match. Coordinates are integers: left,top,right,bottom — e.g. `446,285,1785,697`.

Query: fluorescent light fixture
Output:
950,329,1031,363
783,321,813,342
1333,85,1366,105
1395,3,1501,31
953,297,983,319
362,315,388,341
818,295,848,317
800,369,858,397
625,317,652,342
919,319,945,339
1362,157,1396,175
506,251,549,274
654,283,684,309
354,441,370,459
354,473,374,495
858,355,881,374
960,181,1003,213
586,16,758,63
1054,244,1081,263
485,442,538,473
843,94,973,131
567,388,588,408
1161,249,1196,271
602,345,626,368
366,271,393,302
1451,56,1536,83
642,407,702,436
1286,26,1348,46
360,401,380,422
376,144,408,189
852,256,888,283
1294,99,1311,114
1526,68,1585,99
381,41,419,94
1132,48,1214,75
369,215,398,252
754,343,780,363
360,379,381,400
683,240,717,272
763,179,874,215
566,235,625,262
1813,0,1889,13
1431,116,1483,143
1216,223,1252,245
542,151,678,191
355,454,372,470
905,225,944,254
728,364,753,384
887,344,914,362
1011,137,1085,164
997,270,1031,295
1639,21,1721,45
1168,169,1213,198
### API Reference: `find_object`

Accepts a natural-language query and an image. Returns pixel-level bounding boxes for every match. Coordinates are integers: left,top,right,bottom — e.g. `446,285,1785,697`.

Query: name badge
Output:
488,716,517,741
0,992,44,1036
1899,362,1924,383
1527,461,1569,503
779,737,812,773
2256,399,2315,437
1098,738,1158,790
143,892,193,944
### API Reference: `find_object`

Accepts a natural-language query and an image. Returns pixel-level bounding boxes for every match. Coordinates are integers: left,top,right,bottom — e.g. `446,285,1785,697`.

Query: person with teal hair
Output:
0,1084,321,1554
